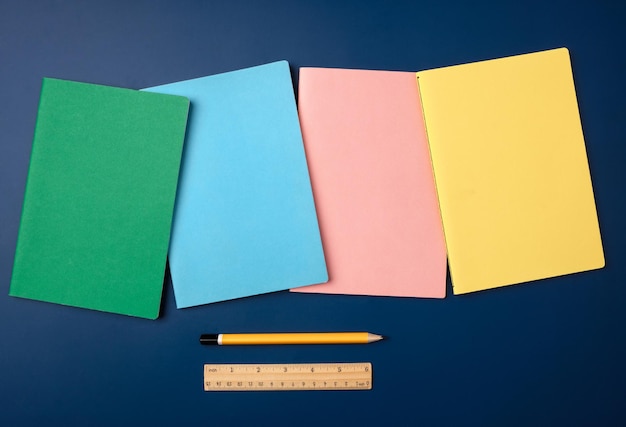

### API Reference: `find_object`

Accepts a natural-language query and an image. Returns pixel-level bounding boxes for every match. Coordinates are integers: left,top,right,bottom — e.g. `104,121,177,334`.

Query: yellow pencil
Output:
199,332,383,345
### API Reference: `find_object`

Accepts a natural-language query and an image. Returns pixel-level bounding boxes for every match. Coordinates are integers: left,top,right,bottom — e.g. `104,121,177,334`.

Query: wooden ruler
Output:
204,362,372,391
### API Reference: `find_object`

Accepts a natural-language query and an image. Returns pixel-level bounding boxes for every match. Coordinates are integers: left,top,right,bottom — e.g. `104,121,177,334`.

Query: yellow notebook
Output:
417,47,604,294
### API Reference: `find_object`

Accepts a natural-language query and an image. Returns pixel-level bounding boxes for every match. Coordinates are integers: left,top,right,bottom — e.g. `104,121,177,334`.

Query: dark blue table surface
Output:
2,1,625,426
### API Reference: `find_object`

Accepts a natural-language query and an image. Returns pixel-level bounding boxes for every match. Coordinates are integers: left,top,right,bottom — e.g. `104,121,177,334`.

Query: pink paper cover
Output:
293,68,446,298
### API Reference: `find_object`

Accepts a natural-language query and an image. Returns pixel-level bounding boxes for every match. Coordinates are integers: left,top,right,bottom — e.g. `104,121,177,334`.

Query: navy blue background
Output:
1,1,625,425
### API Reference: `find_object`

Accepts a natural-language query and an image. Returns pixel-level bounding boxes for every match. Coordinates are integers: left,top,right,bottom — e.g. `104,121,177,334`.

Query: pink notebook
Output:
292,68,446,298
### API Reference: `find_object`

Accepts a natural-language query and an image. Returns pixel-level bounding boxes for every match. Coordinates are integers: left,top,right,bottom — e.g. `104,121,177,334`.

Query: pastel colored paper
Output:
292,68,446,298
144,61,327,307
10,78,189,319
417,47,605,294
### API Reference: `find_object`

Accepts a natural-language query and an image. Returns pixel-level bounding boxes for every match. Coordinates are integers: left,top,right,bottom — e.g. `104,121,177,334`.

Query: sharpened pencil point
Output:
367,333,384,343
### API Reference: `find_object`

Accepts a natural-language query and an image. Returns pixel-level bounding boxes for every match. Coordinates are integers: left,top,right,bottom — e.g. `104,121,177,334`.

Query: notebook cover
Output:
292,68,446,298
417,47,605,294
9,78,189,318
143,61,327,307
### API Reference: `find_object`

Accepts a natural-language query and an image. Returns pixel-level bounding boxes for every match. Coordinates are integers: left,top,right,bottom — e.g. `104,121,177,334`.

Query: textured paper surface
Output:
417,48,604,294
9,78,189,318
144,61,327,307
292,68,446,298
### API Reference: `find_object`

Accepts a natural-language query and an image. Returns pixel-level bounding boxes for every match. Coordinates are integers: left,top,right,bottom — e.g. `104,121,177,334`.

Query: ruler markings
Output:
204,362,372,391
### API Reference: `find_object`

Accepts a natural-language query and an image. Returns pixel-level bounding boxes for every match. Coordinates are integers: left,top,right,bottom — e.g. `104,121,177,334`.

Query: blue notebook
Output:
144,61,327,307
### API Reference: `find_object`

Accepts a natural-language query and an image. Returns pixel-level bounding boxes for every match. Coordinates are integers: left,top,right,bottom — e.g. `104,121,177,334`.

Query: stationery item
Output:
199,332,383,345
292,68,446,298
9,78,189,319
416,47,605,294
204,363,372,391
143,61,327,307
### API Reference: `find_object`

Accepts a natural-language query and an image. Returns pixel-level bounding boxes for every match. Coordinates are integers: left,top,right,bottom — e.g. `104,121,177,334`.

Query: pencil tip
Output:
367,333,384,343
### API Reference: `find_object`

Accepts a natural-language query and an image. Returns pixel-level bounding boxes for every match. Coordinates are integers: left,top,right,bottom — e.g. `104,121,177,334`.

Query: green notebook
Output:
9,78,189,319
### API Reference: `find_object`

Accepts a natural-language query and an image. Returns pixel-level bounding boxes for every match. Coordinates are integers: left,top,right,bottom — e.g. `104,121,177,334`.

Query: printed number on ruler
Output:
204,362,372,391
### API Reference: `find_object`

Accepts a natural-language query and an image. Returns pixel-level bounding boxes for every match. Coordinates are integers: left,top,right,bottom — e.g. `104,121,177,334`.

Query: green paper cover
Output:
9,78,189,319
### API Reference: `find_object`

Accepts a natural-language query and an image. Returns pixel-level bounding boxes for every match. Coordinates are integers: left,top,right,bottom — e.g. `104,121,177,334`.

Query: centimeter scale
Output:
204,362,372,391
